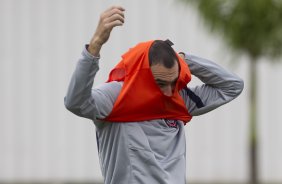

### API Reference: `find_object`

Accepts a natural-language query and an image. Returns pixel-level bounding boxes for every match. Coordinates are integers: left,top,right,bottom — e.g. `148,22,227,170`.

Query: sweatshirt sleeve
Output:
64,46,121,122
180,53,244,116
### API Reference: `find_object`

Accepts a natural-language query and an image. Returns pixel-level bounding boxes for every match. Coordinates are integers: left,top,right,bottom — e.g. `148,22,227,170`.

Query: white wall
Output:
0,0,281,183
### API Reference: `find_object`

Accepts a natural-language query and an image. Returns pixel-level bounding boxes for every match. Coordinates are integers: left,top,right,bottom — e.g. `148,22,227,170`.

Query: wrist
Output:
88,38,102,57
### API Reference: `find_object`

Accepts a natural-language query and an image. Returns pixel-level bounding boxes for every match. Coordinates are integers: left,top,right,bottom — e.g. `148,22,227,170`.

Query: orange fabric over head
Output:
104,40,192,124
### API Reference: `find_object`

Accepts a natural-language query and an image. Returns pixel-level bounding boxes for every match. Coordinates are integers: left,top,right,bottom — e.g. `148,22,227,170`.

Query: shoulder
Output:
95,81,123,92
93,81,123,105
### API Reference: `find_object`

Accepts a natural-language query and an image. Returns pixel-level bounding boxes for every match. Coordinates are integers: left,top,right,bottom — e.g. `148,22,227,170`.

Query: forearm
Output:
183,54,244,116
64,45,100,119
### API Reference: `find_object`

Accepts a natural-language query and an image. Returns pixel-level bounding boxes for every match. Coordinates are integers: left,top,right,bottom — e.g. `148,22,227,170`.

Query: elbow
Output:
237,78,244,94
233,77,244,96
64,97,72,110
64,97,81,115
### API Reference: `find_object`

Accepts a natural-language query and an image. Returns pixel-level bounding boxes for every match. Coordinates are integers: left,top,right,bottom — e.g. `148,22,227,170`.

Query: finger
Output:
105,13,125,24
106,5,125,12
105,19,124,30
178,53,185,60
103,7,125,19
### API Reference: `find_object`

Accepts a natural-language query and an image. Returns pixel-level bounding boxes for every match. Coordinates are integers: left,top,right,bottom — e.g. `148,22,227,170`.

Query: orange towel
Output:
104,40,192,124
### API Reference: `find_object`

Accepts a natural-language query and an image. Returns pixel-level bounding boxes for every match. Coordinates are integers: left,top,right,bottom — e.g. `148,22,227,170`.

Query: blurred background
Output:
0,0,281,184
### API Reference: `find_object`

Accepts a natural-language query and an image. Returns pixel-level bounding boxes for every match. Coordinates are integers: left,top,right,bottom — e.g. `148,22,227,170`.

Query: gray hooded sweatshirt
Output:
64,46,244,184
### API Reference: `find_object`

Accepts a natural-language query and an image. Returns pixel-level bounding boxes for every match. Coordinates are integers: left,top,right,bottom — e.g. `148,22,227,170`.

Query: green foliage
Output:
182,0,282,59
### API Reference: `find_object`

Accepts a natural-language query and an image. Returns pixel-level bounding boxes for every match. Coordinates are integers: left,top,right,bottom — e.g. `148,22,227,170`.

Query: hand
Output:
178,52,185,60
88,6,125,56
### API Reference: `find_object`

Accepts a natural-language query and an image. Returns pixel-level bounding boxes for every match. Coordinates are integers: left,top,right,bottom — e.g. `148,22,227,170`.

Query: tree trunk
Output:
249,58,259,184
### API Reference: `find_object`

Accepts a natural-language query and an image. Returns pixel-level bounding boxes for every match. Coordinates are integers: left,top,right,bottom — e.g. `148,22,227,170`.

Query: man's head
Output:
149,40,179,96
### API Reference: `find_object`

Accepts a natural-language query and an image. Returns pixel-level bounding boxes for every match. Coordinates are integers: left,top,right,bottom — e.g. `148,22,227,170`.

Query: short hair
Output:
149,39,179,68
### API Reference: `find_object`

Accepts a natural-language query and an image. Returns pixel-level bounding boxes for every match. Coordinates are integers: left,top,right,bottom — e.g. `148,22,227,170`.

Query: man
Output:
64,6,244,184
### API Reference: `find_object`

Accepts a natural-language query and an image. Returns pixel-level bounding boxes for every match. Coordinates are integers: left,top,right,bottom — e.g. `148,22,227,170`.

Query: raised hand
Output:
88,6,125,56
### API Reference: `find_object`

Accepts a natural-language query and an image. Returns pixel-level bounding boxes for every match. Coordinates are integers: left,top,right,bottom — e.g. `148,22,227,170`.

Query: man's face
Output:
150,62,179,97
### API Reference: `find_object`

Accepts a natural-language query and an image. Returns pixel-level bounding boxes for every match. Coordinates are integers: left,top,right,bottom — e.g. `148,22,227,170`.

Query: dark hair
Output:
149,39,179,68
